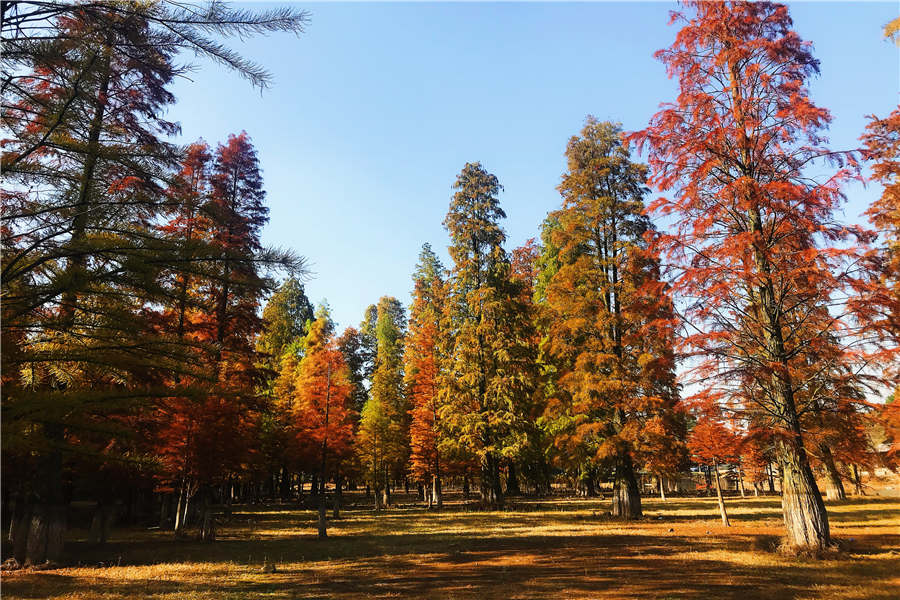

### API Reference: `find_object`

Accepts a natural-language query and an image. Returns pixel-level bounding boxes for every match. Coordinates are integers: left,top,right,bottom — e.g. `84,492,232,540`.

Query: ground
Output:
3,493,899,599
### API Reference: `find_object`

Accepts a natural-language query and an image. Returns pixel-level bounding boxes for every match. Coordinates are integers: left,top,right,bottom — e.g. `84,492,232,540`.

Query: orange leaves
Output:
290,319,354,470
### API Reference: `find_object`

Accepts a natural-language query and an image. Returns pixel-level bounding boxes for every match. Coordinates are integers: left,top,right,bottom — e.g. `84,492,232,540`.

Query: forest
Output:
1,1,899,598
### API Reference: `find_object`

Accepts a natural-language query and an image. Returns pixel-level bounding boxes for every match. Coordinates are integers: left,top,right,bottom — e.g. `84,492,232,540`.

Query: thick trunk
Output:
659,477,667,501
88,502,116,545
10,499,32,565
611,450,642,519
737,463,746,498
819,444,846,501
25,504,66,566
778,440,830,550
713,460,730,527
506,461,521,496
479,453,504,509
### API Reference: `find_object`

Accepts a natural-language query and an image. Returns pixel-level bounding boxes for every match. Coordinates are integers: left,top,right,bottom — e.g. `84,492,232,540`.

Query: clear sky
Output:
166,1,899,332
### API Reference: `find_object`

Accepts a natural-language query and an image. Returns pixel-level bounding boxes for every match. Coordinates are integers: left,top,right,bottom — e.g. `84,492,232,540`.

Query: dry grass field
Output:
2,493,899,600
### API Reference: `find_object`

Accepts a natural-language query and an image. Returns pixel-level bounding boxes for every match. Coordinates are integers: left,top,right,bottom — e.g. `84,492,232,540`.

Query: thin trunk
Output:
851,464,864,495
332,476,342,520
659,476,667,502
434,473,443,510
198,486,215,542
174,484,185,534
317,497,327,539
713,459,730,527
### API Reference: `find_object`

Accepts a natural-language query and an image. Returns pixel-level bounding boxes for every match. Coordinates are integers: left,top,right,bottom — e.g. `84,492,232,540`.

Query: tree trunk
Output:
819,444,846,501
703,465,713,496
778,440,830,550
480,453,504,509
659,476,667,501
611,450,641,519
851,464,864,495
737,462,746,498
198,487,215,542
382,468,391,508
10,498,32,566
767,463,775,494
462,474,470,500
25,504,66,566
433,473,443,510
317,493,327,539
506,461,521,496
332,478,342,520
174,486,185,534
88,502,115,545
713,459,730,527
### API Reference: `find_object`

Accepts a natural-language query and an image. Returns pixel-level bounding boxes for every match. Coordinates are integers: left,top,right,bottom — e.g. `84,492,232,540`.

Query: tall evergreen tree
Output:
542,118,681,519
441,162,533,508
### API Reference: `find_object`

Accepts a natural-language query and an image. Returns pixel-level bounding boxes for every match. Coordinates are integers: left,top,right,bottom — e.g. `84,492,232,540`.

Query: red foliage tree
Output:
688,403,740,526
630,1,869,550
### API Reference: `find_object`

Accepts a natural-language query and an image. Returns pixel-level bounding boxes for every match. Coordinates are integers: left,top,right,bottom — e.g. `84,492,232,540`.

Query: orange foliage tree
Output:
688,402,741,526
542,118,682,519
405,244,449,508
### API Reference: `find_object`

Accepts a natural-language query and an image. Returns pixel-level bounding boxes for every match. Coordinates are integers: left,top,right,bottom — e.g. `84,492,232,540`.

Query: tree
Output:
441,162,533,508
405,244,448,508
291,315,353,538
1,1,308,563
542,119,681,519
629,1,867,550
336,327,368,416
1,6,191,564
356,297,407,509
855,107,900,391
258,277,315,365
688,403,740,527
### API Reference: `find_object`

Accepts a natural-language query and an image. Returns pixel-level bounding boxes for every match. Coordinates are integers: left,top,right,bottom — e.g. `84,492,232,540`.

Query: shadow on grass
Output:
4,529,900,600
4,496,899,600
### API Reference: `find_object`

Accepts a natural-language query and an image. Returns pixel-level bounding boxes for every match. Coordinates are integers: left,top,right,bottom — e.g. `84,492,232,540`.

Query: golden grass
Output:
2,494,898,599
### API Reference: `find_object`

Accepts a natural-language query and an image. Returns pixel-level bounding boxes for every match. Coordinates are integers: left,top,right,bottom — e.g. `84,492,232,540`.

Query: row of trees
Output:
2,1,309,566
2,0,897,565
254,2,899,555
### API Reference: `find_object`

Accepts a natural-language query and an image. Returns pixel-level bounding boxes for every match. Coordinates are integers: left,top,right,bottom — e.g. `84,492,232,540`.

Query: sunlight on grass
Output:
3,495,898,600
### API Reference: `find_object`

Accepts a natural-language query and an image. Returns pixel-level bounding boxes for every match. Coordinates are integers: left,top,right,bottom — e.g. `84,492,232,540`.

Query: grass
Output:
2,493,898,599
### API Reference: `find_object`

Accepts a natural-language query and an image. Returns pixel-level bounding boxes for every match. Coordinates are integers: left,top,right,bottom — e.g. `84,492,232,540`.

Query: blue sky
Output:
167,2,899,332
